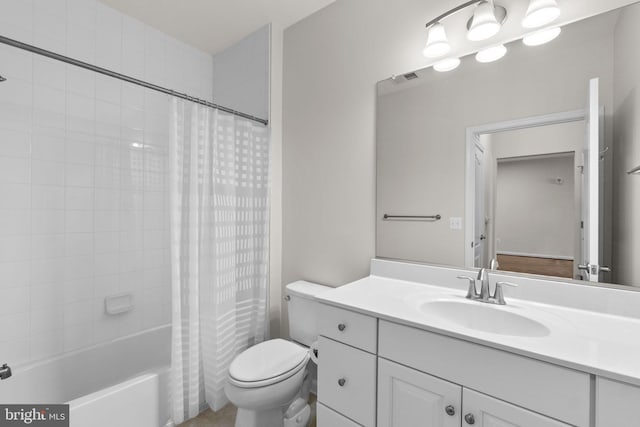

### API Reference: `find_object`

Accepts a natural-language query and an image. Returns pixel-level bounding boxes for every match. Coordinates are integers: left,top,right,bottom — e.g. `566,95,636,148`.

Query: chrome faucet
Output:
457,269,518,305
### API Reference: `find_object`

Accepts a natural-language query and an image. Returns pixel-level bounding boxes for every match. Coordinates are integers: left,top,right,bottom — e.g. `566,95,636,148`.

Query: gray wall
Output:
613,2,640,285
212,25,270,121
496,154,575,258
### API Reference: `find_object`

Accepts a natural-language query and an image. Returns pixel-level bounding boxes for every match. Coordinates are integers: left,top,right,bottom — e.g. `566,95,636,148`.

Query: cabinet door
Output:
462,389,571,427
378,358,461,427
596,377,640,426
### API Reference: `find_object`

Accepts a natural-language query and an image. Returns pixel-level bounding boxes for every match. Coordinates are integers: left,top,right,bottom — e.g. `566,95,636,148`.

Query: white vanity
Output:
314,259,640,427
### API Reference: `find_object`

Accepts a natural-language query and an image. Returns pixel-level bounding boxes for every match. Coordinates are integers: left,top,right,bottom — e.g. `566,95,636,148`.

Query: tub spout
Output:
0,363,11,380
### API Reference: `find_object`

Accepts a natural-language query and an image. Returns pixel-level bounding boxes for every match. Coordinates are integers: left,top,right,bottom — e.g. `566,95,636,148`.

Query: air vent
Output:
403,72,419,80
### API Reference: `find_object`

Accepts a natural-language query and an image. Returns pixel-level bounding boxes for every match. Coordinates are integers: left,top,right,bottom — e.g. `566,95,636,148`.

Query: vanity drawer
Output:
317,403,362,427
318,336,376,426
379,320,591,427
317,303,377,353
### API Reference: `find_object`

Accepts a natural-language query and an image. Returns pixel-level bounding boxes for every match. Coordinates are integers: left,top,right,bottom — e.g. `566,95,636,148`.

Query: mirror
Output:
376,2,640,287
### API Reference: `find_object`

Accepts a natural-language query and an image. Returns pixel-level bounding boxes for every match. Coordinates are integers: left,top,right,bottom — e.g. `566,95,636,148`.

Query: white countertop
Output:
315,274,640,387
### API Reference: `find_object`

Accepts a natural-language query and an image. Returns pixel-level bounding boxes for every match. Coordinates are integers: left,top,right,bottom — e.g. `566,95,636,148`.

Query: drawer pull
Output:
337,378,346,387
445,405,455,416
337,323,346,332
464,413,475,425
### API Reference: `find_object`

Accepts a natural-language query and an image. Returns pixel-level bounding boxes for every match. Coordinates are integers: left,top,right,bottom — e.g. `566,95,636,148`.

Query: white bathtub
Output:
0,325,171,427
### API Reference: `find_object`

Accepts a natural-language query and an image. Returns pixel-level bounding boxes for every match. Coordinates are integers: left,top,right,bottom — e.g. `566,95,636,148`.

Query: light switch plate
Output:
449,217,462,230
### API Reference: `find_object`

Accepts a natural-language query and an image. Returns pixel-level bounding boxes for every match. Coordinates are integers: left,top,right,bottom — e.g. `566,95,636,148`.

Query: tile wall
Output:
0,0,213,364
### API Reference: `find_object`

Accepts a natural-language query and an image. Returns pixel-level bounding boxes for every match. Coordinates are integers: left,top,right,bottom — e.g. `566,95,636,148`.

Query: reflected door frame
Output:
464,109,586,269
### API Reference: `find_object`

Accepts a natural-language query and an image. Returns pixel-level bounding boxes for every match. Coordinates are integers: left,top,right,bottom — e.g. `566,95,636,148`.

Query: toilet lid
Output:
228,339,309,384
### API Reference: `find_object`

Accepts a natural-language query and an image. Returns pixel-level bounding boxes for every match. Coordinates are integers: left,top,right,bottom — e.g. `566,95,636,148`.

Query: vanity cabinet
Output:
595,377,640,426
316,303,604,427
378,358,570,427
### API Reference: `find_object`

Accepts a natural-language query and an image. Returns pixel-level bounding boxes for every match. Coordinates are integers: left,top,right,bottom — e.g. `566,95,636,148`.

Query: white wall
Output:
212,25,270,121
0,0,213,365
613,2,640,286
495,154,575,258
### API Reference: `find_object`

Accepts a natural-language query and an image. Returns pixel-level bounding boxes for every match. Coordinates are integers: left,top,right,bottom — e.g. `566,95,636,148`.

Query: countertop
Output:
315,275,640,387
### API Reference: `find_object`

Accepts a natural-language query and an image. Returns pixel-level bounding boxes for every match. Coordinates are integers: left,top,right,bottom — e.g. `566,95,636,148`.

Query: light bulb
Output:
433,58,461,72
476,44,507,63
523,27,561,46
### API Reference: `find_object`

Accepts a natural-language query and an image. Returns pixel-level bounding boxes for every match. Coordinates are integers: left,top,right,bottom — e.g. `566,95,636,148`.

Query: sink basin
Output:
419,299,550,337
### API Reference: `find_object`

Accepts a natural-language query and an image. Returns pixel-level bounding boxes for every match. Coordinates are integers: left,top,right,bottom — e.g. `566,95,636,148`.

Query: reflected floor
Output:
178,396,317,427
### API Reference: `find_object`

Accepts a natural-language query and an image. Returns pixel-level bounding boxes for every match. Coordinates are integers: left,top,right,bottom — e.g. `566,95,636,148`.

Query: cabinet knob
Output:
337,378,346,387
445,405,456,416
337,323,346,332
464,413,475,425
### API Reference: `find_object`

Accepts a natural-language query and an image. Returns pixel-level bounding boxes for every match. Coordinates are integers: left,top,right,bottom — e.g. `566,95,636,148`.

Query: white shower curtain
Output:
169,98,270,423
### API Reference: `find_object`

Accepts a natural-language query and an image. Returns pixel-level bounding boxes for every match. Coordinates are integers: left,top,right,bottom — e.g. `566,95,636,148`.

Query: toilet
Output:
224,281,331,427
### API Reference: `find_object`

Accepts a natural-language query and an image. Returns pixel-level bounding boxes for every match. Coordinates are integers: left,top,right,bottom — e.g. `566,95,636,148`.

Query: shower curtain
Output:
169,98,270,423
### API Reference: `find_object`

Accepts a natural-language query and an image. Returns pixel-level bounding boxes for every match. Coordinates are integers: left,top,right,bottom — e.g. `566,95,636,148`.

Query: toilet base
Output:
235,407,283,427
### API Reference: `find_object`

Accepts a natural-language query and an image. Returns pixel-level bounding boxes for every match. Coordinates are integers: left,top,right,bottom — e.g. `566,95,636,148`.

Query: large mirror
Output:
376,2,640,287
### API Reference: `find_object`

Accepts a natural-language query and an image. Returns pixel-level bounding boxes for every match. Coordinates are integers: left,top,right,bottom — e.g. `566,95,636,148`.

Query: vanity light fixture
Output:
423,1,506,59
522,0,561,29
423,22,451,58
475,44,507,63
523,27,561,46
433,57,461,72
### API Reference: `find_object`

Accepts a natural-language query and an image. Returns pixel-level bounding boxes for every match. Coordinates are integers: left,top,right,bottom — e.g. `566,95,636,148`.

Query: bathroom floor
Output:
178,396,317,427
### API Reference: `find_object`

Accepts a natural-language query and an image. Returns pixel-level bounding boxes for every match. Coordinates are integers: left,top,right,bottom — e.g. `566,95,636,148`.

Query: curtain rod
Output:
0,34,269,126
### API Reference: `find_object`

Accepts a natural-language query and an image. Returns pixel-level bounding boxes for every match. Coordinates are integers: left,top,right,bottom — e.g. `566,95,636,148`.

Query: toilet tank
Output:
286,281,332,346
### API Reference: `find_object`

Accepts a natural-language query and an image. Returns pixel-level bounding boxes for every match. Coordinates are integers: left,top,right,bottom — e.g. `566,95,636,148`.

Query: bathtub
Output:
0,325,171,427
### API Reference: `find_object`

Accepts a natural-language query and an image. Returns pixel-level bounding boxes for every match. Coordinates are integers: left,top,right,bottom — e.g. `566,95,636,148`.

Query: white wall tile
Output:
0,287,29,315
30,330,63,361
0,235,31,262
63,323,92,351
32,160,65,186
31,234,65,260
66,0,95,28
65,210,93,233
0,157,30,184
34,57,66,90
0,312,29,341
0,0,216,364
32,210,65,234
0,260,31,288
65,163,94,187
65,186,93,210
30,258,65,285
0,211,31,235
65,233,93,257
30,307,64,334
31,185,65,210
0,128,31,157
63,278,92,303
0,184,31,210
66,132,94,165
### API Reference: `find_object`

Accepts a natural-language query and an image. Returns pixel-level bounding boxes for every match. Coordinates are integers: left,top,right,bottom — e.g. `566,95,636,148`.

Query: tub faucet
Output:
0,363,11,380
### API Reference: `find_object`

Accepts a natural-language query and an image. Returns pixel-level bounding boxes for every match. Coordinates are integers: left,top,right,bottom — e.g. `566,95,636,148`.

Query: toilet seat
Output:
228,339,310,389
